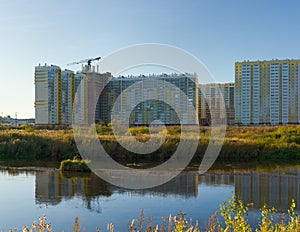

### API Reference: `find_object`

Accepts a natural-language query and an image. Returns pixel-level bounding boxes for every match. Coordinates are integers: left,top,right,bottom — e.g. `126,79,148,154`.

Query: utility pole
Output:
15,112,17,126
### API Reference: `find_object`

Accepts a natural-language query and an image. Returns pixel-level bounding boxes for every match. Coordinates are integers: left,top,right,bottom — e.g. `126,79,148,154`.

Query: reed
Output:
1,125,300,163
10,195,300,232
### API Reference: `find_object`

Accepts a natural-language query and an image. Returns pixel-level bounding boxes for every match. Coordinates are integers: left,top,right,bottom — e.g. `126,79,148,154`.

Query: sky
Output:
1,0,300,118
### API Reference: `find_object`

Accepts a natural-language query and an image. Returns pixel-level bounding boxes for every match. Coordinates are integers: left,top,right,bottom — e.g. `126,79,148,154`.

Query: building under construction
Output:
34,63,111,125
35,63,234,126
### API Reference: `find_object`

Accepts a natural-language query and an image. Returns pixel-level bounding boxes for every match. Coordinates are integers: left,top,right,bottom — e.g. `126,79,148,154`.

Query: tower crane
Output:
67,57,101,71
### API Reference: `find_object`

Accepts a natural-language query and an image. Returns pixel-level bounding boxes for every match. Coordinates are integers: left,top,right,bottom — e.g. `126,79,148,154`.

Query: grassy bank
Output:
12,195,300,231
1,125,300,163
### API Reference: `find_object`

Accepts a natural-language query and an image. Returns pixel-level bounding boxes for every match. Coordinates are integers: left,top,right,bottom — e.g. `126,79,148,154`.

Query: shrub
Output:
60,159,91,173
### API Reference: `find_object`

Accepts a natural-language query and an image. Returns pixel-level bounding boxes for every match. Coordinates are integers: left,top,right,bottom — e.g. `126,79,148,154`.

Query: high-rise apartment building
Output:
99,73,198,125
35,64,62,124
198,83,235,125
35,64,110,125
73,73,87,125
235,59,300,125
61,69,74,125
86,72,112,125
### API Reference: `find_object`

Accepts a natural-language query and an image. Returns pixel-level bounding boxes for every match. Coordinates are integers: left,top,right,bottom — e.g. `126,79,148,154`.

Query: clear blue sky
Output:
1,0,300,118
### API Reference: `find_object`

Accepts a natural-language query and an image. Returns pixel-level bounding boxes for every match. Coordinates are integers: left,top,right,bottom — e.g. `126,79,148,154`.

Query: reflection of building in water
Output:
35,169,300,212
198,172,235,186
110,172,199,198
35,171,61,205
35,172,105,206
234,170,300,211
35,171,200,207
199,169,300,211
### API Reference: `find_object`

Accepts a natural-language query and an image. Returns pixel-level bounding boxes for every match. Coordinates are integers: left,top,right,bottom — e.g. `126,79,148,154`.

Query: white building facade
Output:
35,64,61,124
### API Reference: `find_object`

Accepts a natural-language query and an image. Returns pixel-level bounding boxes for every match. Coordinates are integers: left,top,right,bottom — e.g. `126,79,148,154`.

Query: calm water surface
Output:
0,164,299,231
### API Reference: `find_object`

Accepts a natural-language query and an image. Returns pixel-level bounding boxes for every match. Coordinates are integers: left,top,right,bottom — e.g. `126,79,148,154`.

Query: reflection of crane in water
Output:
84,196,102,214
67,56,101,72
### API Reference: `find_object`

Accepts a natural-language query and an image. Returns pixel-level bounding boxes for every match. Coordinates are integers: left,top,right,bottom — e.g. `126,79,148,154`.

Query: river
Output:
0,164,299,231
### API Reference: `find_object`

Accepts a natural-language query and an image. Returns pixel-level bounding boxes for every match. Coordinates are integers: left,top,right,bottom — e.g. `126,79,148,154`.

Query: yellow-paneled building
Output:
235,59,300,125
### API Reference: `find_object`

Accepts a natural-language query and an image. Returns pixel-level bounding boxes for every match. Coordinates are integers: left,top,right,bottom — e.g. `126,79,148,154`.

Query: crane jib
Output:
67,57,101,66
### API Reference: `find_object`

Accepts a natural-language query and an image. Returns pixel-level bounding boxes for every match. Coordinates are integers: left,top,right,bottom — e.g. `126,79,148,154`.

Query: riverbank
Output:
1,125,300,163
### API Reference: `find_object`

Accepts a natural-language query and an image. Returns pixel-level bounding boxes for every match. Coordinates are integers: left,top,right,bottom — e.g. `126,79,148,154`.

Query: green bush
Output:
129,126,150,135
60,159,91,173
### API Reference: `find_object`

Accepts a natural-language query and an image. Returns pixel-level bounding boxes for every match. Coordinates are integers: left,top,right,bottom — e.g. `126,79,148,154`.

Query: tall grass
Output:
10,195,300,231
0,129,75,161
1,125,300,163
